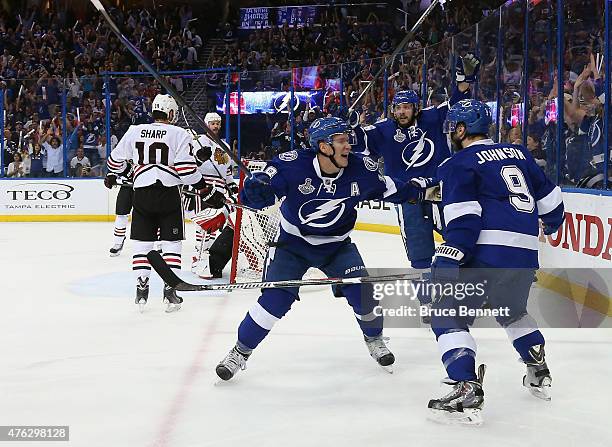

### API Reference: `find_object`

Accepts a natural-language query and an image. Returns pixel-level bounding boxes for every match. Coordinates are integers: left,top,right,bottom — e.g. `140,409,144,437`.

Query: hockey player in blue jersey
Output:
427,99,564,424
357,53,481,302
215,117,426,381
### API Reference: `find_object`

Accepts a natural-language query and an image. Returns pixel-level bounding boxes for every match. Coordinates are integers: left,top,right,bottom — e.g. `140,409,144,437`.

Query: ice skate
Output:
135,277,149,313
522,344,552,401
163,284,183,313
110,237,126,257
364,335,395,373
428,364,486,426
216,345,250,381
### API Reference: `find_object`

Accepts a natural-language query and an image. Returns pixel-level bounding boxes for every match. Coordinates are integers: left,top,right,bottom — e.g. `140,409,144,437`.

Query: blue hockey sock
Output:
442,348,477,381
513,330,545,363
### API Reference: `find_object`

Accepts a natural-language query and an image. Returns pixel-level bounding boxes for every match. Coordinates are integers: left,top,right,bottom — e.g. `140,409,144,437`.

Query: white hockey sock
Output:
161,240,182,270
132,240,155,280
113,214,129,245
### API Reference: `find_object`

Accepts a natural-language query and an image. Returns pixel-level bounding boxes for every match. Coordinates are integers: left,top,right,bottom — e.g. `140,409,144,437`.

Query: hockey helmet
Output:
205,112,222,125
152,94,179,123
308,117,352,149
392,90,420,106
443,99,492,135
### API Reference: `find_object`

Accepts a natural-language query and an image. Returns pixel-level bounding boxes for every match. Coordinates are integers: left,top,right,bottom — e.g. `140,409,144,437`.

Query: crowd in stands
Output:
0,2,203,177
1,0,609,188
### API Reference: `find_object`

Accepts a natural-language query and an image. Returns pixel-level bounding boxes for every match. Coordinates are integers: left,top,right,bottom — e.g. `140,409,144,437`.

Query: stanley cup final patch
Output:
393,129,406,143
298,178,315,194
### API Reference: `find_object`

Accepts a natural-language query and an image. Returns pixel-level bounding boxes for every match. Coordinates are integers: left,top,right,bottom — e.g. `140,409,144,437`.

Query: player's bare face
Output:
450,126,467,151
394,103,416,127
208,120,221,135
331,134,351,168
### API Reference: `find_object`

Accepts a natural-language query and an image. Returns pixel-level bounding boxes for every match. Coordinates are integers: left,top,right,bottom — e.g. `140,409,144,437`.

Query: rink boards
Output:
1,179,611,315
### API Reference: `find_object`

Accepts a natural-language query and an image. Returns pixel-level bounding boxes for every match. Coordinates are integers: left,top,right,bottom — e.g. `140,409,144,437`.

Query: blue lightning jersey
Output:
437,139,564,268
258,150,417,247
358,88,470,180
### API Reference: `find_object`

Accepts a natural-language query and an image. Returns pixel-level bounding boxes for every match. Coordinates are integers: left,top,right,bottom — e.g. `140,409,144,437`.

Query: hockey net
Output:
229,160,282,283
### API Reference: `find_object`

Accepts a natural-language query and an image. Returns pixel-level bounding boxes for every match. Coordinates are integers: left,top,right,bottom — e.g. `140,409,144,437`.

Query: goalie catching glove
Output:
456,53,481,83
192,207,228,232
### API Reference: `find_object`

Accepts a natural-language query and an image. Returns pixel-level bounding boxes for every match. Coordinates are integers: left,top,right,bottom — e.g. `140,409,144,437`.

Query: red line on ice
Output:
150,298,227,447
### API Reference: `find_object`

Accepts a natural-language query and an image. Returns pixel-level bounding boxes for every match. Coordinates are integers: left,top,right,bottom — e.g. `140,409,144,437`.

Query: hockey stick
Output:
147,250,422,291
348,0,442,114
89,0,250,176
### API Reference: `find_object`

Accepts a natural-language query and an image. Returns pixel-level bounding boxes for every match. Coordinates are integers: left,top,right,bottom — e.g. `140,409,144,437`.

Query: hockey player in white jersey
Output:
106,94,225,312
187,112,239,278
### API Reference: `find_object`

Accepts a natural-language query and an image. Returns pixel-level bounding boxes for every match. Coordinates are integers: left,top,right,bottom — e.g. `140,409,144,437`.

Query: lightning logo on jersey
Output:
299,198,350,227
402,130,435,170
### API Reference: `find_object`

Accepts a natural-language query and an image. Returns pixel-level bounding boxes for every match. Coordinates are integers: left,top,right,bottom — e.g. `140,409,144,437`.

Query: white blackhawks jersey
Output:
195,134,236,190
107,122,202,188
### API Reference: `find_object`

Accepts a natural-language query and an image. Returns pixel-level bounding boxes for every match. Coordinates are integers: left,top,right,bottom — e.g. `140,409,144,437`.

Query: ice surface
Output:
1,222,610,447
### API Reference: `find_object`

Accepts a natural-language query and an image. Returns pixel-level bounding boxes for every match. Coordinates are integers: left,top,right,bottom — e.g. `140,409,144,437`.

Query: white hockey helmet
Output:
152,94,179,123
204,112,222,125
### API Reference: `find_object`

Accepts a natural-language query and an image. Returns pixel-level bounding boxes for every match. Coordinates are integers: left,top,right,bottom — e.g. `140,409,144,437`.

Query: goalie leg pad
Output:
209,226,234,277
193,207,227,233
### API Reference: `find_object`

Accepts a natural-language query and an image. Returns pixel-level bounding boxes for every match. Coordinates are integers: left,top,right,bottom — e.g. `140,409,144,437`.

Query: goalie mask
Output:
152,94,179,123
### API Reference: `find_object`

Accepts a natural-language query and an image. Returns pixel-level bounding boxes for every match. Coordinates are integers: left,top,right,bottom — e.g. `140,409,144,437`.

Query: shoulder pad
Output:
278,150,298,162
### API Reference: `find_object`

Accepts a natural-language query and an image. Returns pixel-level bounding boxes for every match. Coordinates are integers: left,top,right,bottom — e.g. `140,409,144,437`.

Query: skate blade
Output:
165,303,181,313
428,408,483,426
526,377,552,401
380,364,394,374
110,251,121,257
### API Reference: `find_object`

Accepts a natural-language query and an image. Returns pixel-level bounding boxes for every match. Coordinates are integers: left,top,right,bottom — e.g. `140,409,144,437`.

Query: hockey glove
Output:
240,172,275,209
192,207,227,233
431,245,464,281
401,182,425,204
456,53,481,83
410,177,442,203
410,176,439,189
200,186,227,209
104,174,117,189
196,146,212,165
227,183,239,196
541,214,565,235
